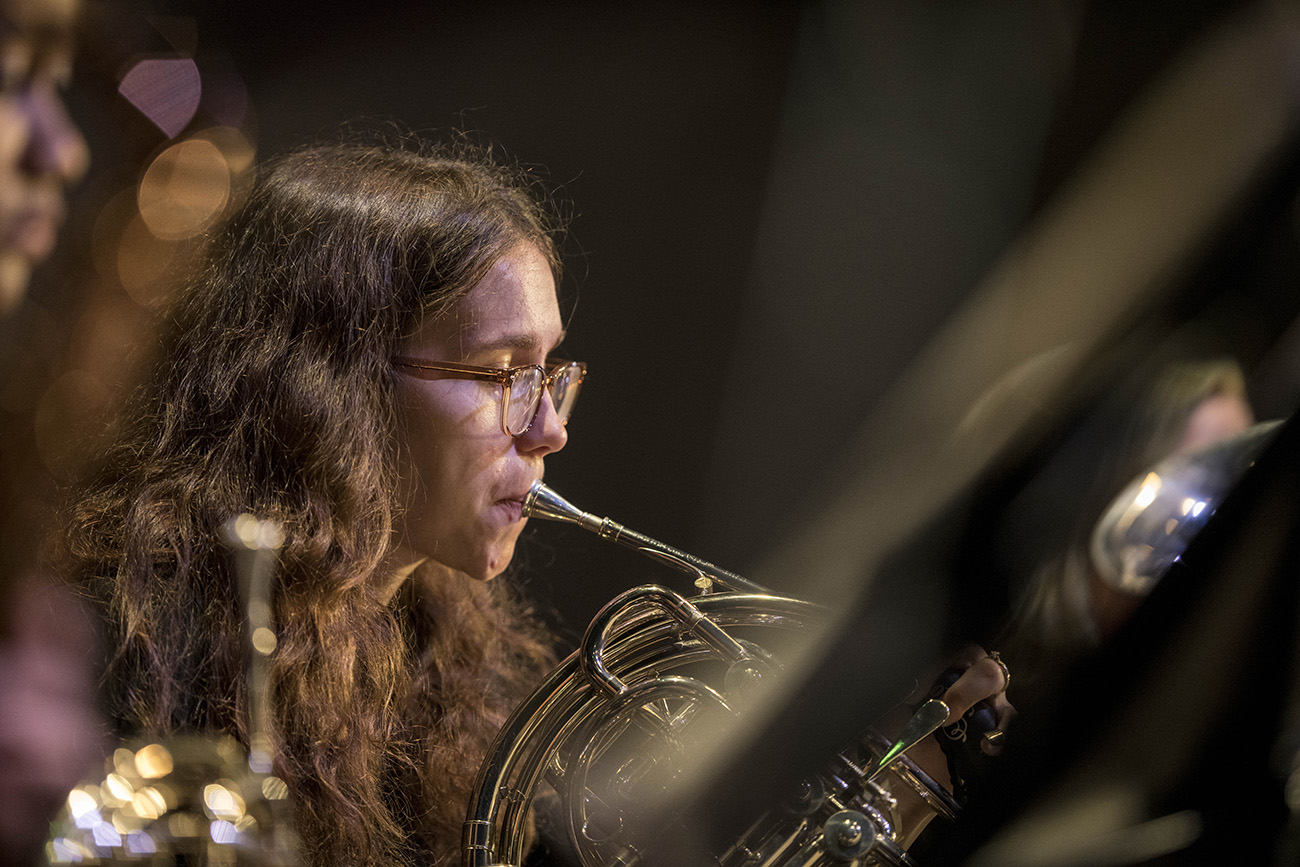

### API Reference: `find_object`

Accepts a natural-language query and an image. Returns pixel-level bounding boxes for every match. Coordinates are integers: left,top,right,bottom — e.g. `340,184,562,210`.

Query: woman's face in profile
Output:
390,243,570,582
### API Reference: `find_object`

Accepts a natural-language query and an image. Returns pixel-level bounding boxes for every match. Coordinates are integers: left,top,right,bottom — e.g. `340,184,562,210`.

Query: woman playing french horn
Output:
58,137,1012,866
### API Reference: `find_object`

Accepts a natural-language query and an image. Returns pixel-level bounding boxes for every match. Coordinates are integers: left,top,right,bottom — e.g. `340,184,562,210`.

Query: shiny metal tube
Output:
466,484,958,867
463,587,823,867
524,480,769,593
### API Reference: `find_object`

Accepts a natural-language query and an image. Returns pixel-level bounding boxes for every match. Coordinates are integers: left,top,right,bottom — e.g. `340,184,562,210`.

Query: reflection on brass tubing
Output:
869,699,951,782
523,481,768,593
468,484,960,867
582,585,757,698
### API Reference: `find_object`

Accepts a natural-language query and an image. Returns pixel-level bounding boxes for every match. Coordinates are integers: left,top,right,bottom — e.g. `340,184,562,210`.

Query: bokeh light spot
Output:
119,58,202,138
138,138,231,241
135,743,174,779
117,214,178,307
194,125,256,175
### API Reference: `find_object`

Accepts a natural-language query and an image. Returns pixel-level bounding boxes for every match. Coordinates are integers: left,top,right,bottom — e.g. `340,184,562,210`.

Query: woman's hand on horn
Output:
881,643,1017,802
927,644,1015,757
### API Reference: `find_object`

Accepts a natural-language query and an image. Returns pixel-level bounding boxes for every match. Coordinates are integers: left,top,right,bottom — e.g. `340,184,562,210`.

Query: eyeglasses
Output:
392,356,587,437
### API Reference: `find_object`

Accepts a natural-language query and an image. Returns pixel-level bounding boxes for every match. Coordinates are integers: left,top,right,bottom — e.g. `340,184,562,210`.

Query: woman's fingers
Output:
938,649,1009,719
932,647,1016,756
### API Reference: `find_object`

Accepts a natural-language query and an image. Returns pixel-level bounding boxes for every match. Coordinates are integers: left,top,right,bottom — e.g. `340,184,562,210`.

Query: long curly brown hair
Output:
60,140,562,865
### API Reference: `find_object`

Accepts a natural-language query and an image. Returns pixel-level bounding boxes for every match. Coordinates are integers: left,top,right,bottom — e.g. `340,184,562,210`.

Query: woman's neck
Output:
377,552,427,603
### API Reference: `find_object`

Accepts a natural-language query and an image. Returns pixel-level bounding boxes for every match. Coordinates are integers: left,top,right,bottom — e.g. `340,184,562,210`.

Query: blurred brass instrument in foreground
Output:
464,482,959,867
43,516,299,866
1091,420,1282,596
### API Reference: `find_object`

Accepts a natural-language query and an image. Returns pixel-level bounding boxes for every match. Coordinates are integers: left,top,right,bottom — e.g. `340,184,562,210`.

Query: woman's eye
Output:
0,48,32,94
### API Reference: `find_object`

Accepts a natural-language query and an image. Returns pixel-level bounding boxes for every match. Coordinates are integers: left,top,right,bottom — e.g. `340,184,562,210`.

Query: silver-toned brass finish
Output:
467,485,961,867
1091,420,1281,595
523,481,768,593
869,700,950,783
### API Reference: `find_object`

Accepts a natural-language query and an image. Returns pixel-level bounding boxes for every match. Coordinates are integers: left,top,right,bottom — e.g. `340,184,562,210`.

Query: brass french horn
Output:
463,483,959,867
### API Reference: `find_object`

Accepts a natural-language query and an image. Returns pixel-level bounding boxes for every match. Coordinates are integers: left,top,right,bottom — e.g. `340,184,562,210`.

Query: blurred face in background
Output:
0,0,88,315
1175,390,1255,454
0,2,93,857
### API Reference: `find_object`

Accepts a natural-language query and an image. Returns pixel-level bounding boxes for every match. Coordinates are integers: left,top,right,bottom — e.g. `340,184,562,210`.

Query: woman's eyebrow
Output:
452,330,564,361
462,329,567,356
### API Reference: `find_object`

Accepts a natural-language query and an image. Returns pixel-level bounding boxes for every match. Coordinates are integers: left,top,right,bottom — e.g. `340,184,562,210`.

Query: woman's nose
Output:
22,87,89,184
517,391,568,455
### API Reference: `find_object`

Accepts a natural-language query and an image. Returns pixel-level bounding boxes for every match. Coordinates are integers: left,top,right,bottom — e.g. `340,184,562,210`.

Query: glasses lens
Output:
504,367,543,436
548,362,583,424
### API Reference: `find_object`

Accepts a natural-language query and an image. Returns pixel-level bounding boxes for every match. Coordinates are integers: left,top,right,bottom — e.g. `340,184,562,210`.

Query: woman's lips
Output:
493,497,525,524
4,208,63,261
492,478,541,525
17,214,59,259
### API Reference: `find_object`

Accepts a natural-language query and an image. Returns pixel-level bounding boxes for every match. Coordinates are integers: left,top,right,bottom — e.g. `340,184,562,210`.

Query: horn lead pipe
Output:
523,481,768,593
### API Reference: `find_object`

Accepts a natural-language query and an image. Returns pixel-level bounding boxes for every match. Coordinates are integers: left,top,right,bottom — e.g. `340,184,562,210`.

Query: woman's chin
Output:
476,552,514,582
398,525,524,583
478,536,524,581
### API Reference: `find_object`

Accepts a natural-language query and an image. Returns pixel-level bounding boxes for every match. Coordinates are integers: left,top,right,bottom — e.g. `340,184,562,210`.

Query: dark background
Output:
21,0,1300,862
54,0,1300,650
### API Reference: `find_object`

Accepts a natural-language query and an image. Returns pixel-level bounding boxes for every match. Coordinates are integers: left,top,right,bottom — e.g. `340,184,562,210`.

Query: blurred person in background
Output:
0,0,99,863
0,0,88,315
1000,357,1255,699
